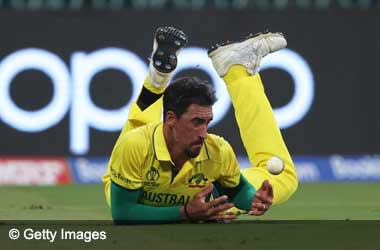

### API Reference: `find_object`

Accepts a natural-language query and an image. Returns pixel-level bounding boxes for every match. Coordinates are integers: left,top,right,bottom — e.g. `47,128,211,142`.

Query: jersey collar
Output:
153,123,210,163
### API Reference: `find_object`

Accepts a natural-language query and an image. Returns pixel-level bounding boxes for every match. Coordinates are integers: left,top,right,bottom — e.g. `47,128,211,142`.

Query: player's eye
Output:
192,118,204,126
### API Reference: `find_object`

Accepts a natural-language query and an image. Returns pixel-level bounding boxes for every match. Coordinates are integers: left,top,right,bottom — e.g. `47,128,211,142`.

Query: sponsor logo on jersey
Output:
110,166,132,184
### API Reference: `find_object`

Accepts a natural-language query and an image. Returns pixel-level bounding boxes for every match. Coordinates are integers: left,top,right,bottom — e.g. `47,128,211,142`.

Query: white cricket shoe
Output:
208,31,287,77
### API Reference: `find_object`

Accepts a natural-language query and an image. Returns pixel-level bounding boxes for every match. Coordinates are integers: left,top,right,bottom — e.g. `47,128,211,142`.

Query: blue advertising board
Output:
240,155,380,182
69,155,380,184
69,157,109,184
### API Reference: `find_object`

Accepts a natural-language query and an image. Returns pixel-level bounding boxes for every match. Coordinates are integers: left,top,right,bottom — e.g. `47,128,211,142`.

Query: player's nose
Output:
199,126,208,140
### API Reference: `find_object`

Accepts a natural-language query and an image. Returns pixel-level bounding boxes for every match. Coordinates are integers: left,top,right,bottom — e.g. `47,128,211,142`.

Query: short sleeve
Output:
109,131,146,190
218,138,241,188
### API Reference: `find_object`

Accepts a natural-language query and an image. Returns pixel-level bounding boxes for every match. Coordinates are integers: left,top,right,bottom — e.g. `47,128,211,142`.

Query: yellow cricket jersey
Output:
102,122,240,207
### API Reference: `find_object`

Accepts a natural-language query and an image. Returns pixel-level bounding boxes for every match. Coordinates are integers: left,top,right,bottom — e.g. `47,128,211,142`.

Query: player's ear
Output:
165,111,177,126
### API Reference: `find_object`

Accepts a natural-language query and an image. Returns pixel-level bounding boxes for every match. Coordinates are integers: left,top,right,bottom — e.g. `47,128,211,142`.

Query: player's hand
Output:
249,180,273,216
182,184,237,222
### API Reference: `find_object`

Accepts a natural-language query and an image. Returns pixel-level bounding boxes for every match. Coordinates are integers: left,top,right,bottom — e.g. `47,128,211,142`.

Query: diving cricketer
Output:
102,26,298,223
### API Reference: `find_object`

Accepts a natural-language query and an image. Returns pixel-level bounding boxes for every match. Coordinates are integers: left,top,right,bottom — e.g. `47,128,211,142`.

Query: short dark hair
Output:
163,77,217,120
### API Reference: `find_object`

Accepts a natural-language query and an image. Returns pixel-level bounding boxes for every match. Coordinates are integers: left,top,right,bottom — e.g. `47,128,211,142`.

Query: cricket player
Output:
102,26,297,223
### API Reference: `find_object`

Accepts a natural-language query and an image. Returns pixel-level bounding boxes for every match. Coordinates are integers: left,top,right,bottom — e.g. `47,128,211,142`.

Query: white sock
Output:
149,60,172,90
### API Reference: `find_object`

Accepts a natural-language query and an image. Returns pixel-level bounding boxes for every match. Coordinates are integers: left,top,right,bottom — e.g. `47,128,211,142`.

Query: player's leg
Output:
208,32,298,205
103,26,188,206
121,26,188,134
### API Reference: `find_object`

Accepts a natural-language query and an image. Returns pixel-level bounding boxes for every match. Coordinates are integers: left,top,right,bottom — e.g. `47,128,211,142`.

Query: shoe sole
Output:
152,26,188,73
208,31,283,57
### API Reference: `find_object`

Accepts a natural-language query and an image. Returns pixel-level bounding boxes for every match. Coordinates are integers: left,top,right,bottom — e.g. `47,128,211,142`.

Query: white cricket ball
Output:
267,156,284,175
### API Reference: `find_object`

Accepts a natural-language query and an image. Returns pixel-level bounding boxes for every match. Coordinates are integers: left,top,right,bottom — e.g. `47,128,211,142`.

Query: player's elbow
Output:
112,207,144,225
111,206,130,225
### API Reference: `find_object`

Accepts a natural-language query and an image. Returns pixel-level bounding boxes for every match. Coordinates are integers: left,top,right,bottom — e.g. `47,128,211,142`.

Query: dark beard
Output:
185,148,201,158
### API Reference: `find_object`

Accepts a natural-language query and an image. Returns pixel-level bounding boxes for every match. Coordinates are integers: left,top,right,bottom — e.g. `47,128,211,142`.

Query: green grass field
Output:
1,183,380,250
0,183,379,220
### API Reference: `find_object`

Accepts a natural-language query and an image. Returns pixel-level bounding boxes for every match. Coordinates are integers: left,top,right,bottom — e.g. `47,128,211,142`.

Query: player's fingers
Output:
261,180,270,191
255,192,272,204
195,184,213,199
208,195,229,208
248,209,266,216
254,192,262,200
267,182,274,198
208,202,234,215
251,202,267,211
209,213,237,221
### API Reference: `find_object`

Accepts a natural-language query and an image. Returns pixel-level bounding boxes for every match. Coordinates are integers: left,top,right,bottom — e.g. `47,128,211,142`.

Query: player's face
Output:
172,104,213,158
